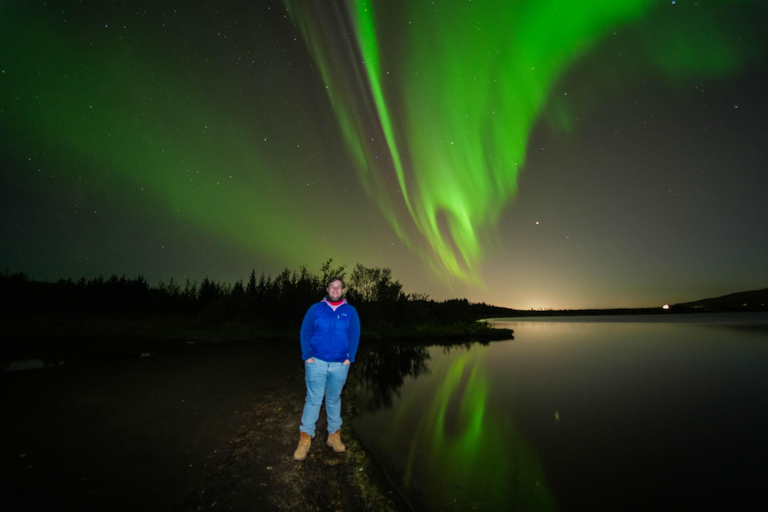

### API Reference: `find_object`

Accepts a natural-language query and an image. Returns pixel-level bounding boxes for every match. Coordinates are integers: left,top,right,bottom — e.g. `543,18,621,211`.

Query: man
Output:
294,277,361,460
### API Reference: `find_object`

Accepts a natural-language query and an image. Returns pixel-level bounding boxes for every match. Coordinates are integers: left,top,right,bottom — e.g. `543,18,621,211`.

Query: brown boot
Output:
327,430,345,453
293,432,312,460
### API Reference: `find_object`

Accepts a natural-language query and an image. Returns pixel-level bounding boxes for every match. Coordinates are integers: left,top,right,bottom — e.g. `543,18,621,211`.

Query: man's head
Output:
326,277,346,302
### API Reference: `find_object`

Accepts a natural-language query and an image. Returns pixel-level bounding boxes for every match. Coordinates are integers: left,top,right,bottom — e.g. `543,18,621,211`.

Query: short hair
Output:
327,277,346,288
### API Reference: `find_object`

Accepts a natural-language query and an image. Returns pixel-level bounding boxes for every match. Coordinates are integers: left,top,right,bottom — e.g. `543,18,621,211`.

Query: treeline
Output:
0,260,515,339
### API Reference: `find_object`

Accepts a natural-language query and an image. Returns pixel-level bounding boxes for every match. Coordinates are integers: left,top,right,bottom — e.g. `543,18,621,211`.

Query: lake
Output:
351,313,768,511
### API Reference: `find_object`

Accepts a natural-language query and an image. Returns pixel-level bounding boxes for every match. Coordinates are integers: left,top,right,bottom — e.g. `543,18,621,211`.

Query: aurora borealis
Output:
2,0,767,309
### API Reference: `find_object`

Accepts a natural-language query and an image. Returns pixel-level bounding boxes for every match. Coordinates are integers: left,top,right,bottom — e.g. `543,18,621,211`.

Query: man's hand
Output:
343,359,351,365
305,357,315,363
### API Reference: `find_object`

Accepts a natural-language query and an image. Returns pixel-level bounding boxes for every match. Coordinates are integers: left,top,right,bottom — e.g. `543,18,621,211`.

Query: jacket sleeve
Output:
300,304,316,361
346,307,361,363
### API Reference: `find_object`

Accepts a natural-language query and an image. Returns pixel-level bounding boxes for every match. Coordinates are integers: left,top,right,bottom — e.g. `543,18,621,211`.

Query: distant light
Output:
662,304,670,309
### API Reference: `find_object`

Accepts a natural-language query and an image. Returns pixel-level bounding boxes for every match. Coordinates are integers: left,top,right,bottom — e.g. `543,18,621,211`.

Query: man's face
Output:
327,280,345,301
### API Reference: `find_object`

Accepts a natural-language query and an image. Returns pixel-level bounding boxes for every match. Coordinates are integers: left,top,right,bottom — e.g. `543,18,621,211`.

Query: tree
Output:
319,258,347,287
348,264,405,303
166,277,181,298
246,269,258,297
199,277,222,304
183,279,198,301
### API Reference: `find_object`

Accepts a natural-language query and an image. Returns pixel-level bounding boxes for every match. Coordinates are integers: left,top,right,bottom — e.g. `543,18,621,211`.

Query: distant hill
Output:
673,288,768,312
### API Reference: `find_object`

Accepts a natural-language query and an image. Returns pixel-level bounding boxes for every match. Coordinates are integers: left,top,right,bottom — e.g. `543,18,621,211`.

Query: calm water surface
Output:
352,313,768,511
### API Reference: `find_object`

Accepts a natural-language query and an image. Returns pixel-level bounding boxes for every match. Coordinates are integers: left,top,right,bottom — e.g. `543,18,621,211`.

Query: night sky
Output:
2,0,767,309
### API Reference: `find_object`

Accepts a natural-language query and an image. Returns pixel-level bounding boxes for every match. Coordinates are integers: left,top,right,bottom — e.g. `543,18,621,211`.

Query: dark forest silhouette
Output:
0,259,515,341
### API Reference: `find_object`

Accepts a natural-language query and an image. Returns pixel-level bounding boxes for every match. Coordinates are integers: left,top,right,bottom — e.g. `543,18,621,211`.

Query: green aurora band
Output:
285,0,764,285
2,1,763,285
1,4,337,269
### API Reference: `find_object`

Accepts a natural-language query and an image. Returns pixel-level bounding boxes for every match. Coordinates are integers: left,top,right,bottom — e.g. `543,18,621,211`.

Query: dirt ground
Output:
1,340,410,512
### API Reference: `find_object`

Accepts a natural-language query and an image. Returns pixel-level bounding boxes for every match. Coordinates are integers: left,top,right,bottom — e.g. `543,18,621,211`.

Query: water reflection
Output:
354,314,768,512
356,343,431,411
354,340,557,511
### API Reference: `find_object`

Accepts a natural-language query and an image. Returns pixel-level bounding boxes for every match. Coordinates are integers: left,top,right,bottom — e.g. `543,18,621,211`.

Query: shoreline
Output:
1,340,410,511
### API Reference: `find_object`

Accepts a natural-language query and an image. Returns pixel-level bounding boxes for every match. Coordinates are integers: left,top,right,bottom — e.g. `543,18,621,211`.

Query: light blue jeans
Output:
300,358,351,437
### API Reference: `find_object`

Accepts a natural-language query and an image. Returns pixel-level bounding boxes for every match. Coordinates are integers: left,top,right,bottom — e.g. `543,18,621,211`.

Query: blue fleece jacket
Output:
300,299,361,363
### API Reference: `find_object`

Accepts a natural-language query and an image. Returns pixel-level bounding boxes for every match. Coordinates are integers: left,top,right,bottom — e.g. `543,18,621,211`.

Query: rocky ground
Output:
176,384,410,512
1,340,410,512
